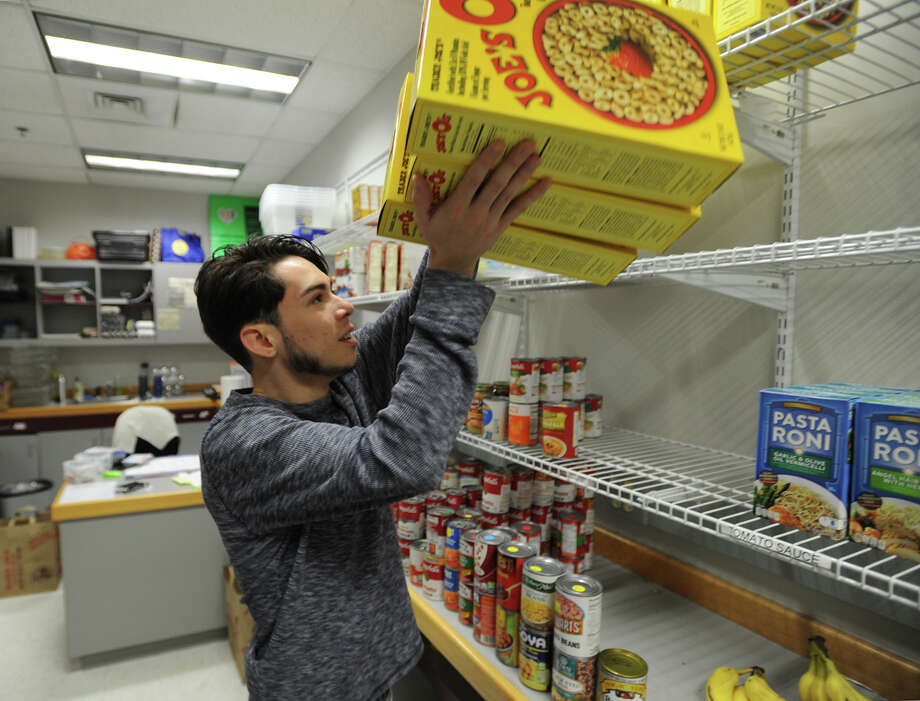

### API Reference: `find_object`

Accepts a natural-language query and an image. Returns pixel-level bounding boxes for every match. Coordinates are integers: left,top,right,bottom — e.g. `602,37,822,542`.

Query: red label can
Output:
474,529,511,594
583,393,603,438
508,402,540,445
497,542,535,612
473,589,498,647
457,458,482,487
533,472,555,506
464,484,483,509
509,357,541,404
456,507,482,525
530,505,551,544
458,580,474,625
510,464,534,509
440,467,459,490
572,497,595,535
558,510,586,559
422,556,444,601
396,515,425,541
510,507,530,524
480,510,509,528
445,488,466,511
459,529,480,583
482,465,511,514
426,505,455,558
558,556,586,575
554,479,576,503
399,495,425,521
541,402,579,459
539,357,564,403
562,357,586,400
512,521,543,551
426,490,447,509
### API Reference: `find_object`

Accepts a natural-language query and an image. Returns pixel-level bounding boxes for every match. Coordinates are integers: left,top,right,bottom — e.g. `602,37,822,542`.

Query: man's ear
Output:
240,323,280,361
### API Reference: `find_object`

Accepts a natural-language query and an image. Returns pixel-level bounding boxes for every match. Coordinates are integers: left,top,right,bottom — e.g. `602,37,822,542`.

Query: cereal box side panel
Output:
378,200,427,246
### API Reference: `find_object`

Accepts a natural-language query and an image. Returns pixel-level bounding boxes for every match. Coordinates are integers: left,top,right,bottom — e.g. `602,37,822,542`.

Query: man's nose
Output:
337,297,355,317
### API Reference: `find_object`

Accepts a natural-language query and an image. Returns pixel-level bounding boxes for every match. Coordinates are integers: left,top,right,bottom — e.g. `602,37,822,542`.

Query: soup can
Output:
494,526,520,541
409,539,428,587
555,479,576,503
426,505,455,558
583,394,603,439
482,465,511,514
443,565,460,611
466,382,490,434
510,358,541,404
445,518,478,569
459,529,480,583
398,495,425,522
510,464,534,509
510,507,531,524
422,555,444,601
426,490,447,509
463,484,483,510
497,542,536,612
576,486,595,499
530,505,551,542
474,529,512,595
481,510,510,528
456,506,482,524
444,488,466,511
540,357,564,403
473,588,497,646
554,574,603,658
521,556,566,630
508,402,540,446
440,466,459,490
596,649,648,700
496,605,520,667
572,498,595,535
562,357,586,400
513,521,543,551
558,556,587,575
559,510,587,559
519,623,553,691
457,457,483,487
533,472,556,506
458,580,474,625
542,402,580,459
482,397,509,442
553,647,597,701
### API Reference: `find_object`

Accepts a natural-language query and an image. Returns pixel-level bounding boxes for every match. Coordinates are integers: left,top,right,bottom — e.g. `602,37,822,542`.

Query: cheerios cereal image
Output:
535,0,715,127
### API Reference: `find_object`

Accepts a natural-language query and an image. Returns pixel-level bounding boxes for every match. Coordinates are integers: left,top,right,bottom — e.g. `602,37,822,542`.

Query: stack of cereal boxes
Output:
755,383,920,562
378,0,745,285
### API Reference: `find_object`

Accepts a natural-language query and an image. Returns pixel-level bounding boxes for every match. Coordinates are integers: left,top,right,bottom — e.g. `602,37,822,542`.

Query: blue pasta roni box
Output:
755,387,862,540
850,393,920,562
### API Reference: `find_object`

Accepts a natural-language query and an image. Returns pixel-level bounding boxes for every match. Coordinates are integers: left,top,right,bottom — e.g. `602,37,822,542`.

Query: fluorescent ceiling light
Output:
45,35,300,95
84,153,241,179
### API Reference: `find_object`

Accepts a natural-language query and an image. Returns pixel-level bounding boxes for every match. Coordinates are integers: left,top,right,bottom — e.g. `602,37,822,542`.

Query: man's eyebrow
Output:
299,280,330,298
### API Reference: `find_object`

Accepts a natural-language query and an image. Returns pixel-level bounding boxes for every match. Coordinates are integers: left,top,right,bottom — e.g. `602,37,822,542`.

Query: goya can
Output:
553,647,597,701
596,649,648,700
559,510,587,559
443,565,460,611
473,588,498,646
426,505,455,558
482,464,511,514
510,464,534,509
540,357,564,403
458,580,474,625
554,574,603,658
542,402,580,459
497,542,535,612
457,457,482,487
422,555,444,601
482,396,509,441
562,357,586,400
496,605,520,667
533,472,556,506
510,358,541,404
583,394,603,439
513,521,543,551
521,556,566,630
509,402,540,445
474,529,512,594
466,382,490,434
445,518,478,569
459,529,480,583
519,623,553,691
409,539,428,587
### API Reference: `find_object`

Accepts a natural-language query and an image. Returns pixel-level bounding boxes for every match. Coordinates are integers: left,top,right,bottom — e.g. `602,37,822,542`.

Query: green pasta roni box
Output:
850,393,920,562
755,388,860,540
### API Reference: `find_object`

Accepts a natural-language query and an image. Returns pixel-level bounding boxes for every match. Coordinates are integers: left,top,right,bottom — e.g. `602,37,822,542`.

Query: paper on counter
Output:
122,454,200,478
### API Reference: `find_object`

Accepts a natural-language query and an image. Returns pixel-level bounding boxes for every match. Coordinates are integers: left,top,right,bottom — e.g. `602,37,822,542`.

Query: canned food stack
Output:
443,518,477,611
551,484,596,574
473,529,512,646
552,574,604,701
509,464,533,524
496,541,536,667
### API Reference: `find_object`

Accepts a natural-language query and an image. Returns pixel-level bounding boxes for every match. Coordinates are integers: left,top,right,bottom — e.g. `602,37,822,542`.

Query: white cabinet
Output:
0,431,39,483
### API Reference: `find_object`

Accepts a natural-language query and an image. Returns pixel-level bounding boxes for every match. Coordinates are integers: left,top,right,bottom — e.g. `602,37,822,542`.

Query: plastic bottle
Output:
58,374,67,405
73,377,84,403
138,362,149,400
153,367,164,398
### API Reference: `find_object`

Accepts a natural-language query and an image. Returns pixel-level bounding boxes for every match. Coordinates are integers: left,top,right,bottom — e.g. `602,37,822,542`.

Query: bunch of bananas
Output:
799,636,872,701
705,665,787,700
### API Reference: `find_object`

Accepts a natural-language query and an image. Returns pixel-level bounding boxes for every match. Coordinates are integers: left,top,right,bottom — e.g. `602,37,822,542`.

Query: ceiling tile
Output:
56,75,179,128
0,110,73,145
71,119,260,162
86,169,234,194
176,93,282,137
230,163,292,197
0,163,89,184
0,139,83,167
0,5,49,72
269,106,340,145
286,61,384,115
249,139,314,169
316,0,420,70
0,68,63,115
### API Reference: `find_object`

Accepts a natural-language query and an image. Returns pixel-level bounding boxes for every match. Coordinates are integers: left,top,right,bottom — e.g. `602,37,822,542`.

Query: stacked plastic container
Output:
258,185,337,239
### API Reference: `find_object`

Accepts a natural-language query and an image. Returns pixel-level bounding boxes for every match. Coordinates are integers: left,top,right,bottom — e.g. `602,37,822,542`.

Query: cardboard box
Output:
224,565,254,683
407,0,743,209
850,393,920,562
351,184,381,220
383,242,401,293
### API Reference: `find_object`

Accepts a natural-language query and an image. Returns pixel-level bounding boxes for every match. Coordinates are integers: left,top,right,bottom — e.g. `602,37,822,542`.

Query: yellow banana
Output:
706,666,754,701
838,677,872,701
743,667,788,701
824,655,872,701
732,684,751,701
798,649,820,701
807,649,828,701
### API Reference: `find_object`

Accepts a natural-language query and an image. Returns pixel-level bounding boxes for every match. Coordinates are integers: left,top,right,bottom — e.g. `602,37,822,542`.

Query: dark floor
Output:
393,636,485,701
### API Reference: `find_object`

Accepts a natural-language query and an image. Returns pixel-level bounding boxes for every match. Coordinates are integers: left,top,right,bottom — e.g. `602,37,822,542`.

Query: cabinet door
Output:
151,262,208,344
39,428,104,486
0,432,40,483
173,408,217,455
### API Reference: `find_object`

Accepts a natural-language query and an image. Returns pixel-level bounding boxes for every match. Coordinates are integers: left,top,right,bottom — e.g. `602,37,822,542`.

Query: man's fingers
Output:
452,140,506,205
496,177,553,231
474,140,538,208
490,153,542,218
413,174,433,232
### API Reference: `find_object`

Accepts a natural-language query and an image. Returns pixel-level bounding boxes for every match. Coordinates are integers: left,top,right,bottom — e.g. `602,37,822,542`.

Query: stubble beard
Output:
280,328,353,379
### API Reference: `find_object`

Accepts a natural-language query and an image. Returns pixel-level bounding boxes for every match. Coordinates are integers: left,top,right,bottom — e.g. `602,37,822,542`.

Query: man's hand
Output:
414,139,552,278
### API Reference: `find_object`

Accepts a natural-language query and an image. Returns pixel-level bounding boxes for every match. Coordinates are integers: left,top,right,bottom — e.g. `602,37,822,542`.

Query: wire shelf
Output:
455,426,920,610
719,0,920,123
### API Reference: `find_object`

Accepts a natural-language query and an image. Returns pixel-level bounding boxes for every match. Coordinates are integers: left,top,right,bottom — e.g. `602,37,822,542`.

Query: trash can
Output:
0,479,54,518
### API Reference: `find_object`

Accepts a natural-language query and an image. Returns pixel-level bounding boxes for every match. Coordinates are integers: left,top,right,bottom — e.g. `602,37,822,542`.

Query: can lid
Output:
557,574,603,597
499,541,535,558
598,649,648,679
523,555,566,577
478,529,512,545
446,518,477,531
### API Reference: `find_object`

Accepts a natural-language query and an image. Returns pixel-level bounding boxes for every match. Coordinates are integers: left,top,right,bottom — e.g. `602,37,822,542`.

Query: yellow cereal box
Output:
669,0,713,17
407,0,743,209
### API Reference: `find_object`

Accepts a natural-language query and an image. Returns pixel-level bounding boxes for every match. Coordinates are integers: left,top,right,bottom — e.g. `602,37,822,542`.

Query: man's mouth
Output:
340,329,357,346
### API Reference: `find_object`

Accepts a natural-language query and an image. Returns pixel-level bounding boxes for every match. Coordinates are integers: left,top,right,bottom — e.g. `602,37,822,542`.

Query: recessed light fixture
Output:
83,151,243,179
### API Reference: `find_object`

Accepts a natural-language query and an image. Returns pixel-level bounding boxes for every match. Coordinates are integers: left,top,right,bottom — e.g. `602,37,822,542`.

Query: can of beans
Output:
445,518,478,569
474,529,512,595
555,479,576,503
540,357,564,403
512,521,543,551
473,588,497,646
519,623,553,691
497,542,535,612
466,382,490,434
409,539,428,587
456,507,482,525
553,647,597,701
583,394,603,439
554,574,603,658
510,464,534,509
422,556,444,601
562,357,586,401
510,358,541,404
480,510,510,528
482,397,509,442
463,484,483,510
443,565,460,611
533,472,556,506
542,402,580,459
508,402,540,446
559,510,586,559
510,507,530,523
426,490,447,510
495,605,520,667
426,505,455,558
458,580,474,625
444,488,466,511
596,649,648,700
521,556,566,630
482,465,511,514
457,457,482,487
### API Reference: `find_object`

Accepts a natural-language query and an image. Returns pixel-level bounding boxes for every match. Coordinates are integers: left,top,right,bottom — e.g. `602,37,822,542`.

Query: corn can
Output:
596,649,648,700
519,623,553,691
521,556,566,630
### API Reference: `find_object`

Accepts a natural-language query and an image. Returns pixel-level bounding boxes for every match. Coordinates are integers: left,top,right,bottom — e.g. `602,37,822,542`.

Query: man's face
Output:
271,255,357,378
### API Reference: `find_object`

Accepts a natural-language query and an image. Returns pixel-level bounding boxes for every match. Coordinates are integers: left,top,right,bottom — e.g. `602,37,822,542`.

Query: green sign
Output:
768,448,832,478
208,195,262,255
870,466,920,499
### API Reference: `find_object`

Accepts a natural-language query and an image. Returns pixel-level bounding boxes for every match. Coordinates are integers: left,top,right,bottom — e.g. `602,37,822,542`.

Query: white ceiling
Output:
0,0,422,195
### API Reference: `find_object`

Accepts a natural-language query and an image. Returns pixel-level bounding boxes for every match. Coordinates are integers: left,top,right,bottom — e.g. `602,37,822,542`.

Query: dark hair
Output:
195,235,328,372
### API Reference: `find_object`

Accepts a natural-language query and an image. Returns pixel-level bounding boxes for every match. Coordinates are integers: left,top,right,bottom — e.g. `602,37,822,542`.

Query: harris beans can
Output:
554,575,603,658
596,649,648,700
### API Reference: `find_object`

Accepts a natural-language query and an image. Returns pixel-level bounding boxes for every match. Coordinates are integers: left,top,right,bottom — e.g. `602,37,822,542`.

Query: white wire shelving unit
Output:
456,427,920,611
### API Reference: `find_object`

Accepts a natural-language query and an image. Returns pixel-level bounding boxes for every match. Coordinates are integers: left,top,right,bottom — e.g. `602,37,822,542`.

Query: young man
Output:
195,139,550,700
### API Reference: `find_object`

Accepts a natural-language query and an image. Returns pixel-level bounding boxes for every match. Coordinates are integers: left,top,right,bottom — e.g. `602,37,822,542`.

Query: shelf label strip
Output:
718,523,834,571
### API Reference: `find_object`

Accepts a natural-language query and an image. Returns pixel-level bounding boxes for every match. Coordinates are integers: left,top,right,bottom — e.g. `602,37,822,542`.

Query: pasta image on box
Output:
850,393,920,562
408,0,743,209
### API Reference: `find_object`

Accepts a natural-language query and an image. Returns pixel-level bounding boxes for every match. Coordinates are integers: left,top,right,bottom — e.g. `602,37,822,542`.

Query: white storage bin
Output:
259,184,337,235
